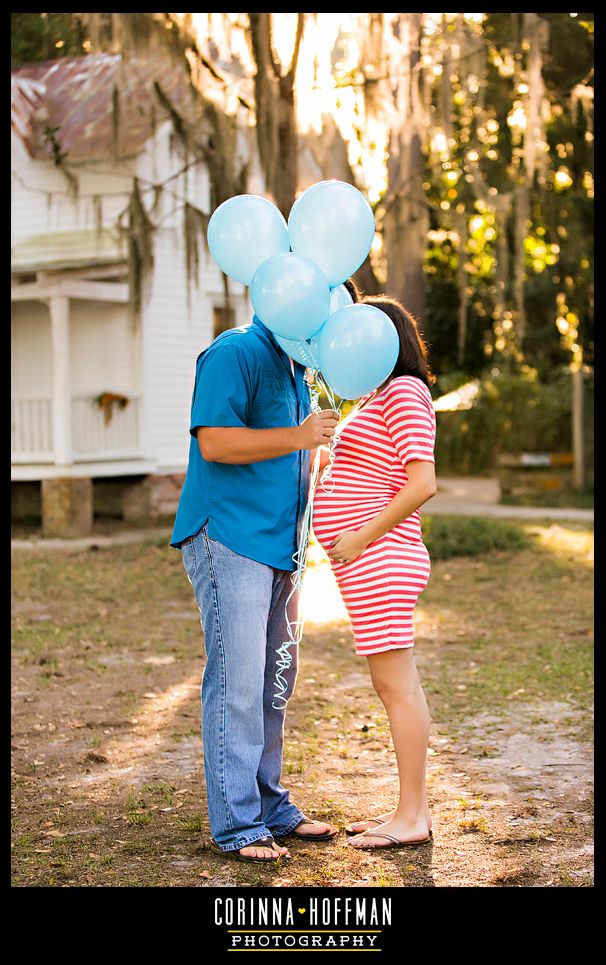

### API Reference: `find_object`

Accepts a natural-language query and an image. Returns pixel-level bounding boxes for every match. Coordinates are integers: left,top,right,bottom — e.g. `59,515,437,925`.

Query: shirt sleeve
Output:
189,340,253,437
381,376,436,468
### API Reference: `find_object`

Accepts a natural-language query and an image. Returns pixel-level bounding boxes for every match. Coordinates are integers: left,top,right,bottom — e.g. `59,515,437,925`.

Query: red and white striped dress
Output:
312,375,436,656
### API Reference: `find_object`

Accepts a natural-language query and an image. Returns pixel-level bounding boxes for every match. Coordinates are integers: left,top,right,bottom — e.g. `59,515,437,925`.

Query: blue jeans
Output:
181,524,306,851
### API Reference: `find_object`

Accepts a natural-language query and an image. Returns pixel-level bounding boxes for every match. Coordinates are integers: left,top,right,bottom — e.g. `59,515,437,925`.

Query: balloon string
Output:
314,370,343,494
271,368,342,710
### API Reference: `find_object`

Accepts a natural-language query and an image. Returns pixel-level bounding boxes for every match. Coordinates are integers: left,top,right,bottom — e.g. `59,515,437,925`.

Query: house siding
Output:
12,119,252,477
135,123,251,472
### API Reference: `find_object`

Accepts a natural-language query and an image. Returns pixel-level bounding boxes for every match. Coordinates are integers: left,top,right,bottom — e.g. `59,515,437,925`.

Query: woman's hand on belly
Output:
328,530,370,565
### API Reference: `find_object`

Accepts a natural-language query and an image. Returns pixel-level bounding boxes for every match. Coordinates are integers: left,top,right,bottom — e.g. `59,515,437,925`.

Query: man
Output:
171,313,339,863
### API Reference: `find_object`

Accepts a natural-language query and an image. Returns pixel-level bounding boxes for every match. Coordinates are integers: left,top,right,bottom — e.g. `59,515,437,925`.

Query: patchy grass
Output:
11,520,593,887
419,521,593,733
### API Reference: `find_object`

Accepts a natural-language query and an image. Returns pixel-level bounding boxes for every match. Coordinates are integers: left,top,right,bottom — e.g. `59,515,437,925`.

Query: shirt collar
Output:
252,313,284,357
252,315,305,381
251,314,276,343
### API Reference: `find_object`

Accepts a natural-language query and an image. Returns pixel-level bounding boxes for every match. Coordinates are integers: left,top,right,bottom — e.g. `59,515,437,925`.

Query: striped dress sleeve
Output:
380,376,436,468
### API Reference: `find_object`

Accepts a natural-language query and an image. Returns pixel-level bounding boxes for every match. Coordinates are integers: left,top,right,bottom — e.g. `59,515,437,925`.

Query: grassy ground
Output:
11,518,593,887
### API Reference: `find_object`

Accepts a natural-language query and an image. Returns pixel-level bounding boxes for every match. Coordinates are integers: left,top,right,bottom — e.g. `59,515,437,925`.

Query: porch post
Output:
43,294,93,537
49,295,72,466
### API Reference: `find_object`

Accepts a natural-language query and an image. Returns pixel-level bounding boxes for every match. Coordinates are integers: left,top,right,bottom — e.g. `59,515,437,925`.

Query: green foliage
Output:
11,13,86,67
422,11,593,375
422,515,530,560
426,279,488,377
434,365,589,475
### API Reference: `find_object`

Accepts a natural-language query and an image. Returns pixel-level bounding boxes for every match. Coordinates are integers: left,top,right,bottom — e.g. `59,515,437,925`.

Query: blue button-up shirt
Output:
170,316,311,571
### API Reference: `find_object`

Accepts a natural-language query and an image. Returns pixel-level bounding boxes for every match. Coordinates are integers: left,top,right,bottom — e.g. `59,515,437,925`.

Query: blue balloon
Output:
288,180,375,287
329,283,353,314
275,335,320,369
317,304,399,400
207,195,290,285
250,253,330,341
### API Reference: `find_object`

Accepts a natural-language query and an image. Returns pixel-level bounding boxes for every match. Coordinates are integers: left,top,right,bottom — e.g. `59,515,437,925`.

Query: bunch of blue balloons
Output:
207,180,399,399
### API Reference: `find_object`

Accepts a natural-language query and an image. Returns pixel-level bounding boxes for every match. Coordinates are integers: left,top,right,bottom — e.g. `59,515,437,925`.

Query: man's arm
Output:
198,410,339,464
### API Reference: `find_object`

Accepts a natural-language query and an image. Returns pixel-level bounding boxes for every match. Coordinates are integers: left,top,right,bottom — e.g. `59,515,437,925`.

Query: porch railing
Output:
71,395,141,460
11,395,142,463
11,397,53,461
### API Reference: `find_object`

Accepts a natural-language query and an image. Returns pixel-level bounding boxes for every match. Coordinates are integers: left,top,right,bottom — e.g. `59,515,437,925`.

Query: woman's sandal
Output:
348,831,432,850
209,836,291,864
275,819,339,842
345,818,433,839
345,817,385,836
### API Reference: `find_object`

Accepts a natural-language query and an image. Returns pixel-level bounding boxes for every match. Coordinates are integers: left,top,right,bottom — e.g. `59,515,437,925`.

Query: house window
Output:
213,305,236,339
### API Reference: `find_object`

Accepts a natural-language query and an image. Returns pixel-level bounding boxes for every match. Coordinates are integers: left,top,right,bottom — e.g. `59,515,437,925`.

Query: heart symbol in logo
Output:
298,908,306,914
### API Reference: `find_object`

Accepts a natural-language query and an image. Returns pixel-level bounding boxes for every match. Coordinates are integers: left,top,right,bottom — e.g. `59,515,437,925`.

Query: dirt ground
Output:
11,521,593,887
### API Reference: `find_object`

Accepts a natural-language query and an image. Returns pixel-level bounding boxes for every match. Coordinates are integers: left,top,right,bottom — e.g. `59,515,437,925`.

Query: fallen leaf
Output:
199,871,213,879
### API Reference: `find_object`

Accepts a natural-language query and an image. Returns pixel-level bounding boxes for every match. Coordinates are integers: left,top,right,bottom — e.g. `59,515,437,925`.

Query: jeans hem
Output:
216,830,279,853
268,810,307,837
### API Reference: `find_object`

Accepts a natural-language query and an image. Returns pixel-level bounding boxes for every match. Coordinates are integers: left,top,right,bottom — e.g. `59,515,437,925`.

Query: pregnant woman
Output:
313,294,437,850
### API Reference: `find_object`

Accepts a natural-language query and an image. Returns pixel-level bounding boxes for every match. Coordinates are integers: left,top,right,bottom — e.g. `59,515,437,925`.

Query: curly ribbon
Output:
271,366,343,710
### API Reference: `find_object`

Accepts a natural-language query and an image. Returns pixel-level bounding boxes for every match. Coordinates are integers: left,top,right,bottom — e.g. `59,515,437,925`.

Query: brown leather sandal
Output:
275,819,339,841
209,836,291,863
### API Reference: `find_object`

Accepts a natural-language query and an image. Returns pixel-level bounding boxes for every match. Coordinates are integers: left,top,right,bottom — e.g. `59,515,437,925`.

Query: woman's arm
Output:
327,460,436,563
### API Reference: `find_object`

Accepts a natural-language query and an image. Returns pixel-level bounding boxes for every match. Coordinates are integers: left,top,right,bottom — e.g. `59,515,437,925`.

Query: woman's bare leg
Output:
349,648,431,847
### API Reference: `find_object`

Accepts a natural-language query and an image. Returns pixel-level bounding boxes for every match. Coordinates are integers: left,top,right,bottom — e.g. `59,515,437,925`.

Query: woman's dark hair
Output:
361,294,436,389
343,277,362,303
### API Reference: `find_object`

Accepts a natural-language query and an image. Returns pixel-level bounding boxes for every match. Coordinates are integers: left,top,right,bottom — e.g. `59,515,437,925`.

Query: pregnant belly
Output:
312,490,387,551
313,489,423,552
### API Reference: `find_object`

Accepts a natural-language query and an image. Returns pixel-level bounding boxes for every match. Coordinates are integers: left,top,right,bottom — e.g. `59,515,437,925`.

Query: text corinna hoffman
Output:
214,896,392,926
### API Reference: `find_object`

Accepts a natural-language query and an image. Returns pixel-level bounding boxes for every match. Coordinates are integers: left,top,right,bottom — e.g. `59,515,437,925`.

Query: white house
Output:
11,52,257,536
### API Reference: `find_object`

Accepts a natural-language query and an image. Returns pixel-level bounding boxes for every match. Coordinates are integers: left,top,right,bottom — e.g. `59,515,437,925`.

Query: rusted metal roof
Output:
11,53,197,162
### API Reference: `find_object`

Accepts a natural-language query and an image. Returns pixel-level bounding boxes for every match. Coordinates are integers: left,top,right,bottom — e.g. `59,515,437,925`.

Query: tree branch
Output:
288,13,305,81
